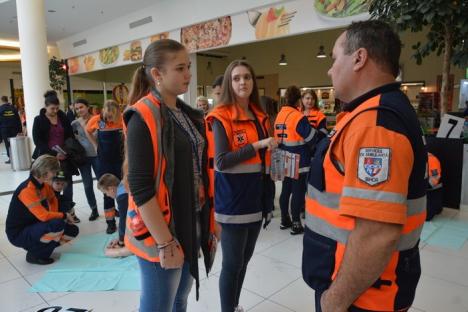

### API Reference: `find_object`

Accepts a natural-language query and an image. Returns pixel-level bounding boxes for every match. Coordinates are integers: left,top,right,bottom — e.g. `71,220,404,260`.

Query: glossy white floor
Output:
1,146,468,311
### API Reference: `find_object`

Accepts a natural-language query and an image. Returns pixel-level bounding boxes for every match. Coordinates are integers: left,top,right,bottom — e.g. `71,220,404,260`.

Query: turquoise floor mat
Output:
421,216,468,250
31,233,140,292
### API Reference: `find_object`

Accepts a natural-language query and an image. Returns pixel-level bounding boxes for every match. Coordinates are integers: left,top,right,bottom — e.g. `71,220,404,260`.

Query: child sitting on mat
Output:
97,173,131,257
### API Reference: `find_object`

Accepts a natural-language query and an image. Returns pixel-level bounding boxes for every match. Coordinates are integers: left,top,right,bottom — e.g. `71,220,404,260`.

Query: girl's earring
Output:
157,80,161,86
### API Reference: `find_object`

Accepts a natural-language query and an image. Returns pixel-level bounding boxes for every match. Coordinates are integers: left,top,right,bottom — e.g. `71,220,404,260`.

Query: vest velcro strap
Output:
215,211,262,224
281,140,306,147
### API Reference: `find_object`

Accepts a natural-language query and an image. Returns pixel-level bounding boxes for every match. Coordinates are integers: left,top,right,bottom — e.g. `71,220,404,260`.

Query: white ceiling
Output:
0,0,159,43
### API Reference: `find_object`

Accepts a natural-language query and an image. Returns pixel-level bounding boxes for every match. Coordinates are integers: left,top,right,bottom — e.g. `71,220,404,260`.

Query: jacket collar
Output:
343,82,401,112
30,175,44,190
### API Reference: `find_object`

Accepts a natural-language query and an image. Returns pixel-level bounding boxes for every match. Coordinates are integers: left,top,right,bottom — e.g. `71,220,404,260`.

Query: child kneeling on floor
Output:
97,173,131,257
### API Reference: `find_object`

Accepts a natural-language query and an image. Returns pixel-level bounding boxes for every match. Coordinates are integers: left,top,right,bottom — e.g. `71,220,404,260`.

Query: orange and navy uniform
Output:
6,176,63,238
304,108,327,131
427,152,442,190
86,114,123,134
274,106,323,172
303,83,427,311
206,103,270,224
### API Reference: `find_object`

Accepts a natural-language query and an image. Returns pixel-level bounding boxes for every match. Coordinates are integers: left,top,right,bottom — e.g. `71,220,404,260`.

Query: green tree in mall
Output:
369,0,468,114
48,57,67,92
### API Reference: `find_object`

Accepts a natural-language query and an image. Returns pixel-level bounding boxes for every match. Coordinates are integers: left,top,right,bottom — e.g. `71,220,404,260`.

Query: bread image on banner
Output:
248,6,296,40
67,57,80,74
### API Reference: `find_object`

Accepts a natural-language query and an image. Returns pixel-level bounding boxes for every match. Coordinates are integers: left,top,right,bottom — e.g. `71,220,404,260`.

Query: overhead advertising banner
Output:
68,0,369,75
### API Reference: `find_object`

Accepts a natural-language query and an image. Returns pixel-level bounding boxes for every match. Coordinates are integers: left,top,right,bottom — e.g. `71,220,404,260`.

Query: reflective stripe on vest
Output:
215,211,263,224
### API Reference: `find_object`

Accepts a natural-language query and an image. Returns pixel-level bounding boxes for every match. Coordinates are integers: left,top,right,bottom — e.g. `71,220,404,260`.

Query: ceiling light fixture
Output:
0,39,20,49
316,45,327,58
0,54,21,61
278,53,287,66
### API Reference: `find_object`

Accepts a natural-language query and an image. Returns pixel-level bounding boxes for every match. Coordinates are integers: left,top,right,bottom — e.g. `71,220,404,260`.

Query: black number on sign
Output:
446,118,458,138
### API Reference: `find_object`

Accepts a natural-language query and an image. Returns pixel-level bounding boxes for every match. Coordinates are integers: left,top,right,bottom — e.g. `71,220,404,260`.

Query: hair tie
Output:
141,64,146,70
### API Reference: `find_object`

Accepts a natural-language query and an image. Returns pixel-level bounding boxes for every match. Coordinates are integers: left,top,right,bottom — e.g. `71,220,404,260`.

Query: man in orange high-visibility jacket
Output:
303,21,427,312
426,152,443,220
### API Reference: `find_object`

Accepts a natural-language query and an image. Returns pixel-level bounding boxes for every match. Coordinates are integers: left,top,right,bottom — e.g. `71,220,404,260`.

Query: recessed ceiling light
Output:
48,9,56,13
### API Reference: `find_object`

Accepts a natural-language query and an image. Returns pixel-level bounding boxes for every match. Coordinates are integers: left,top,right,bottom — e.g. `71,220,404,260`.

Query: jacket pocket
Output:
302,227,336,292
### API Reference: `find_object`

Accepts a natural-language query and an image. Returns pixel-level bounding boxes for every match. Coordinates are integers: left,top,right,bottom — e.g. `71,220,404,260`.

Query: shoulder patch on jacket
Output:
358,147,391,186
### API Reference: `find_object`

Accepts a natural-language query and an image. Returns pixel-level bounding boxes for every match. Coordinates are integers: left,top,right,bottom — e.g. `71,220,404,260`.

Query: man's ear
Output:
353,48,368,72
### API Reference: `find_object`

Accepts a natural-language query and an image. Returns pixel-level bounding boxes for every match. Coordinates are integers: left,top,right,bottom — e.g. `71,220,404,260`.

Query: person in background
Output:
206,60,276,312
51,170,80,223
302,20,427,312
196,95,210,115
32,90,75,214
0,95,22,164
66,103,76,123
97,173,131,258
125,39,216,312
72,98,99,221
260,95,279,135
5,155,79,265
274,86,323,235
86,100,123,234
211,74,224,105
301,89,327,133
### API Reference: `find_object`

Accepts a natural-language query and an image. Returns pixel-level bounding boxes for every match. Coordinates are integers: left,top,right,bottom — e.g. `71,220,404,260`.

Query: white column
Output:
103,82,108,102
16,0,50,142
182,53,198,107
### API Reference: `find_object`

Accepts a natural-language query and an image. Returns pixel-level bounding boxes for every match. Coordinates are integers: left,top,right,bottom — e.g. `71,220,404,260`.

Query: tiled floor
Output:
1,148,468,311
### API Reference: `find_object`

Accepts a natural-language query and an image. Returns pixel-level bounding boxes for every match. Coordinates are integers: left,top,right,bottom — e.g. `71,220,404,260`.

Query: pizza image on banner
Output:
357,147,391,186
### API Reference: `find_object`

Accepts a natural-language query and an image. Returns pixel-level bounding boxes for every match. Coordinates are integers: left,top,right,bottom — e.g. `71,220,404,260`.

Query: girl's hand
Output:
159,241,184,269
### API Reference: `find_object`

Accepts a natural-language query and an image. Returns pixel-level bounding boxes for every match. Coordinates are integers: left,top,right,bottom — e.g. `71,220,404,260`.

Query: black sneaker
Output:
26,252,54,265
106,222,117,234
280,216,293,230
290,222,304,235
89,209,99,221
5,159,11,164
71,212,81,223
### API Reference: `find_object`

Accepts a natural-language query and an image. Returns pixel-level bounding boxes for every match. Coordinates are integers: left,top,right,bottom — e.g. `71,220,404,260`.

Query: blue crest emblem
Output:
364,157,382,177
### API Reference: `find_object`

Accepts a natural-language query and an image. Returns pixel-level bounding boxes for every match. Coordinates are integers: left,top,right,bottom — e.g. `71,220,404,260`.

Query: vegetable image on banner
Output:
314,0,369,19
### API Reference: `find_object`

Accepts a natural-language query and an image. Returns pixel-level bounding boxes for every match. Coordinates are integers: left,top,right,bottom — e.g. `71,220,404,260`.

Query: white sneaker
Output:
234,306,245,312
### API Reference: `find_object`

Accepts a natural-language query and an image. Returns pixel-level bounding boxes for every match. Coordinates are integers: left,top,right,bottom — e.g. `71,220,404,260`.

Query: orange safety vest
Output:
274,106,316,171
304,108,326,129
206,103,270,224
427,152,442,189
123,93,171,262
303,86,427,311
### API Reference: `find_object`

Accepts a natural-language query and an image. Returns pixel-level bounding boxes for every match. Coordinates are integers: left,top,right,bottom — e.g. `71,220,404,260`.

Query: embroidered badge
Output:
358,148,391,186
233,130,248,147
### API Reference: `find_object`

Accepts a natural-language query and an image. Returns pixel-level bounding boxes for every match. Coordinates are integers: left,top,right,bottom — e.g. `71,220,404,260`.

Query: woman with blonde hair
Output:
86,100,123,233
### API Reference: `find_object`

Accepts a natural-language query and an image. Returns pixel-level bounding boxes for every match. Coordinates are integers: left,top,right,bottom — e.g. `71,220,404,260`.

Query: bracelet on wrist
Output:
157,238,177,250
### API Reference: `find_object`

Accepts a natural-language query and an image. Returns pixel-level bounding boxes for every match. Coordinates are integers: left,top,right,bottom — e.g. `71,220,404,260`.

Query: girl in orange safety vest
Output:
301,89,328,133
206,60,277,312
123,39,216,312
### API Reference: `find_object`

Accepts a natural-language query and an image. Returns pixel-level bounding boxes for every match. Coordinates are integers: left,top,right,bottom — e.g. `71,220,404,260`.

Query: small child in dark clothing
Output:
52,171,80,223
97,173,131,257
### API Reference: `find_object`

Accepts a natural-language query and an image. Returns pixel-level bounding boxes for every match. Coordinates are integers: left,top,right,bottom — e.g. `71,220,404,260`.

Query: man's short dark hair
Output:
1,96,8,103
344,20,401,77
212,75,223,88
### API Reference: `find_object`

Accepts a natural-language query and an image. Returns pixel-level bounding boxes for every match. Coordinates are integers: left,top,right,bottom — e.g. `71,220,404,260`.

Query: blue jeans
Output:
137,258,193,312
219,223,261,312
78,156,99,210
